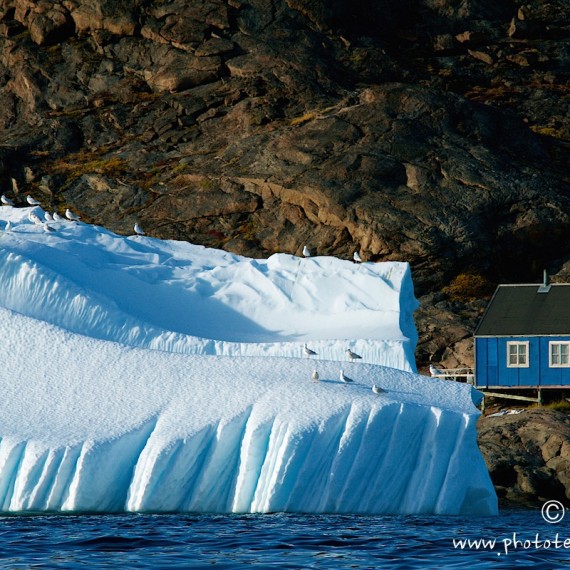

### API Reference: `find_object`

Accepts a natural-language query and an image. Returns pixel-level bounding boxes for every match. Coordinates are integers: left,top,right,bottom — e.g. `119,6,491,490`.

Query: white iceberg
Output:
0,207,497,514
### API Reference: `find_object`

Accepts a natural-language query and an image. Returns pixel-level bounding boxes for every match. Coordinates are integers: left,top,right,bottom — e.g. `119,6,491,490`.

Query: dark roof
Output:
475,284,570,336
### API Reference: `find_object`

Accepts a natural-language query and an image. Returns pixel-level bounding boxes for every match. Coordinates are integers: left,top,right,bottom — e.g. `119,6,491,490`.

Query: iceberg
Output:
0,207,497,514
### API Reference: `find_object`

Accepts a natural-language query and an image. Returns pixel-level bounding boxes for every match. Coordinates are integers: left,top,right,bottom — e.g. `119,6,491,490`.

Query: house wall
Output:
475,336,570,388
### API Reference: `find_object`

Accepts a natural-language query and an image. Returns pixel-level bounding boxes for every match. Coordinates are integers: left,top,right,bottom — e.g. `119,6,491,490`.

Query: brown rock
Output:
67,2,138,36
468,49,494,65
542,434,564,462
479,410,570,502
440,338,474,370
433,34,454,52
506,50,544,68
455,31,489,45
195,37,234,57
27,4,73,46
226,54,273,78
507,16,538,39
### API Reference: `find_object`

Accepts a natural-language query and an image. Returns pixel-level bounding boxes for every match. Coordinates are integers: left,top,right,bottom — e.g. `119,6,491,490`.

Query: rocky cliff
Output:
0,0,568,367
478,409,570,505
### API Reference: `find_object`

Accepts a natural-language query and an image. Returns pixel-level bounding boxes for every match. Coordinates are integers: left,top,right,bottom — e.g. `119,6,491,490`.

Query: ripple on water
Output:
0,510,568,569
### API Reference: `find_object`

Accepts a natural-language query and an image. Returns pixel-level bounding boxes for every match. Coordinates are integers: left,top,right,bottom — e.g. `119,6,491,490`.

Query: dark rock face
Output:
478,410,570,504
0,0,568,366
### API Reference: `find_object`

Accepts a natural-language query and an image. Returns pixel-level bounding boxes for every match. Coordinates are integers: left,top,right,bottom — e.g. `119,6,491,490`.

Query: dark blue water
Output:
1,508,569,569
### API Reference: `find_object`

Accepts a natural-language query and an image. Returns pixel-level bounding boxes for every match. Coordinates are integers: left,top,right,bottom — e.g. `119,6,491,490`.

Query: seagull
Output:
43,224,56,233
29,212,43,225
353,251,362,263
4,220,11,231
302,245,311,257
26,195,41,206
1,195,14,206
372,384,385,395
340,370,354,383
44,212,53,222
53,212,65,222
65,208,80,221
429,364,442,376
311,370,320,382
134,222,145,235
304,343,317,357
346,348,362,361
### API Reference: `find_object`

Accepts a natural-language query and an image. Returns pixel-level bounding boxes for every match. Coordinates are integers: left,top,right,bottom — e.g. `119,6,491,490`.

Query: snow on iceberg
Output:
0,207,497,514
0,207,417,371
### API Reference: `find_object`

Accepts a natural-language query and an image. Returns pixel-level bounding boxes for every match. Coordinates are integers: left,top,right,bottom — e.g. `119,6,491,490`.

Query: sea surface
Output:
1,507,569,569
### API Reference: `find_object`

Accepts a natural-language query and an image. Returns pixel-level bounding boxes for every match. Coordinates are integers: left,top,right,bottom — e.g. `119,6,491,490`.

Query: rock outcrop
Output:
478,409,570,504
0,0,568,366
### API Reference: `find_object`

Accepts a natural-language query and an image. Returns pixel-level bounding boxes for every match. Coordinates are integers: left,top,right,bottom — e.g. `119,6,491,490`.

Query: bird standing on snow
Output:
134,222,145,235
340,370,354,383
43,224,56,233
353,251,362,263
311,370,320,382
53,212,65,222
372,384,385,395
302,245,311,257
44,212,53,222
65,209,80,221
29,212,43,225
304,343,317,357
1,195,14,206
346,348,362,361
4,220,11,232
26,195,41,206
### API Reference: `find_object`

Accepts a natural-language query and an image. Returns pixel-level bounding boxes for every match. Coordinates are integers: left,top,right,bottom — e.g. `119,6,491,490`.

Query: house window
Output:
549,342,570,368
507,341,529,368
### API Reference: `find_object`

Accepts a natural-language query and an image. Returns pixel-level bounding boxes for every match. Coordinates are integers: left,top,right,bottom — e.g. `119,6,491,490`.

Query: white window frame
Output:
506,341,530,368
549,342,570,368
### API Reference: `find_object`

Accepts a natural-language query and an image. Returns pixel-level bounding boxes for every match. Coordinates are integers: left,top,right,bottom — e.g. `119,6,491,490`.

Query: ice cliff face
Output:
0,306,495,515
0,208,497,514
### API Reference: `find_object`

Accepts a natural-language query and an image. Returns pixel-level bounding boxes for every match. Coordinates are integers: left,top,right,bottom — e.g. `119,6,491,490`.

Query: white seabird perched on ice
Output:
302,245,311,257
43,224,56,233
44,212,53,222
1,195,14,206
26,195,41,206
372,384,385,395
311,370,320,382
353,251,362,263
65,209,80,221
29,212,43,225
134,223,145,236
4,220,11,231
303,343,317,357
339,370,353,383
346,348,362,361
53,212,65,222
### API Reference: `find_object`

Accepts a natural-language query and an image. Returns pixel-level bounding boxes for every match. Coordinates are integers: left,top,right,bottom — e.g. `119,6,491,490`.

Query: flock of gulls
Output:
3,194,360,260
303,244,363,264
2,190,381,394
305,343,386,396
1,192,145,236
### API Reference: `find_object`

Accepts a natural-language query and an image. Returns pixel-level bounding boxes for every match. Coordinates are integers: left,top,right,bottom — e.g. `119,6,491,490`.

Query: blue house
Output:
474,277,570,389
